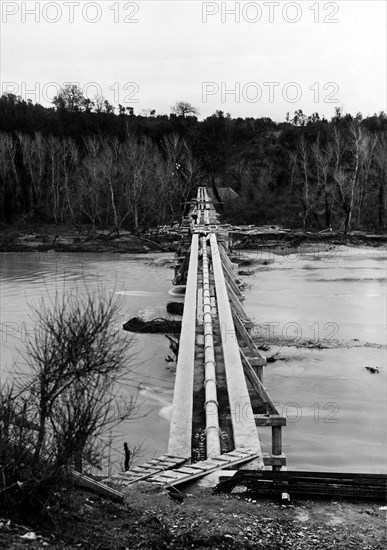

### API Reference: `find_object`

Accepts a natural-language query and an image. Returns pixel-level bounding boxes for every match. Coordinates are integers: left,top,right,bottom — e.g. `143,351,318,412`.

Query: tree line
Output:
0,89,386,233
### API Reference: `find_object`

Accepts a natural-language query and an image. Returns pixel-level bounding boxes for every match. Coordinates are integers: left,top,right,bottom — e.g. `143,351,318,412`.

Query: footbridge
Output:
86,189,387,500
108,187,286,488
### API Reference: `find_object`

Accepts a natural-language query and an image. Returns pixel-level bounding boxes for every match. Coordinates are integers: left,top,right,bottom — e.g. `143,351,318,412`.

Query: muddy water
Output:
0,251,178,471
244,249,386,473
0,249,385,473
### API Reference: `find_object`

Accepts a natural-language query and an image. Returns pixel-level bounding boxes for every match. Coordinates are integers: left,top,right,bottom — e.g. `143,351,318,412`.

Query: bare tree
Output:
120,135,154,233
333,122,373,233
311,135,334,229
97,138,121,234
17,132,46,214
59,137,79,223
0,133,19,219
171,101,199,118
374,132,387,229
298,135,310,229
24,290,136,470
356,132,377,226
79,137,106,229
46,136,62,223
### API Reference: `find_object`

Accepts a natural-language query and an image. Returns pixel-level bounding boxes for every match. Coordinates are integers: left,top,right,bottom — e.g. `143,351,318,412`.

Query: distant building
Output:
207,187,239,203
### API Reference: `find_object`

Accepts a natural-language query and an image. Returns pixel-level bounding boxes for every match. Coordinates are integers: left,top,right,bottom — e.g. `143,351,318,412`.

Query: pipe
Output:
202,236,221,458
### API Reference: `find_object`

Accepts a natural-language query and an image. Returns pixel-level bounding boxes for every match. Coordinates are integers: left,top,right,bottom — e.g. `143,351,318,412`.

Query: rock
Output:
365,366,379,374
123,317,181,334
166,302,184,315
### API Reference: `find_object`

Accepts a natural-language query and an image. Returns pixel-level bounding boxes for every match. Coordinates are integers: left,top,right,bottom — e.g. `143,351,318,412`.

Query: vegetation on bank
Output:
0,88,386,234
0,483,386,549
0,291,136,524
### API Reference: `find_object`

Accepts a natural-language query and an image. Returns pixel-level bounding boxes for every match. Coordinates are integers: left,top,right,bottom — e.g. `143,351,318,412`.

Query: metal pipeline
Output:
202,236,221,458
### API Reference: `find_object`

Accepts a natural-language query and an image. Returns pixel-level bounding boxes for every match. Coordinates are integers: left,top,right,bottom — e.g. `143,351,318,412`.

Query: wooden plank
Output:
188,459,222,470
247,357,264,367
225,451,255,459
215,470,387,500
235,473,387,493
138,463,165,470
232,310,266,363
176,466,208,475
156,470,188,480
154,460,183,469
70,470,124,503
163,455,190,461
211,456,236,463
151,451,261,487
221,260,245,300
242,484,386,499
240,351,279,416
146,459,166,466
177,464,206,471
130,467,160,475
218,244,238,275
237,471,387,481
147,475,175,484
226,280,248,320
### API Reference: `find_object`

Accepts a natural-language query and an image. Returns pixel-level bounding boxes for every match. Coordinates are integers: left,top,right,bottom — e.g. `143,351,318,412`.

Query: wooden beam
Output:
256,415,286,426
272,425,282,471
70,470,124,503
232,310,266,364
215,470,387,500
226,280,248,320
240,350,280,416
262,454,287,466
225,414,286,426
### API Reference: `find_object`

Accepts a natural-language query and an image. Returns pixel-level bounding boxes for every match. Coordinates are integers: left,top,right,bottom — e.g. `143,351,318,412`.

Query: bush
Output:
0,289,136,523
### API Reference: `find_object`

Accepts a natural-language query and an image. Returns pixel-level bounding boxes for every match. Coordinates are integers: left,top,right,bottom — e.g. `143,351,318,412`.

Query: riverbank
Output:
0,225,178,254
0,484,386,549
1,224,386,254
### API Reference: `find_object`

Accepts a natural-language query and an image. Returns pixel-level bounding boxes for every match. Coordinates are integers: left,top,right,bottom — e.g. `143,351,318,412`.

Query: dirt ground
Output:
1,483,386,549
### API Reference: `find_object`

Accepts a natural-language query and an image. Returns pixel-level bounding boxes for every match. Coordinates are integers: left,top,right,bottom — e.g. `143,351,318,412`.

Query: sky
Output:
0,0,386,121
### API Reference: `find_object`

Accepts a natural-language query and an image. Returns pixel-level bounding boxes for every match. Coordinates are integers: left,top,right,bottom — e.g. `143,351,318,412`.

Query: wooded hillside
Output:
1,91,386,233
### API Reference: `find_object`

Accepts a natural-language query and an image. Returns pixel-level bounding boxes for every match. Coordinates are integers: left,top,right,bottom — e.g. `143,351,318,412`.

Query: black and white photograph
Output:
0,1,386,548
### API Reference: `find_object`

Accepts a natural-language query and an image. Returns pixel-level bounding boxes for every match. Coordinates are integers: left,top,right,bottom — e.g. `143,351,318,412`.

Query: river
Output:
0,248,385,474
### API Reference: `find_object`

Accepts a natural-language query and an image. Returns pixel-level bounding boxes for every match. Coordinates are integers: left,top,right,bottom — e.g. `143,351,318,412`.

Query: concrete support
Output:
210,233,263,466
168,234,199,459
